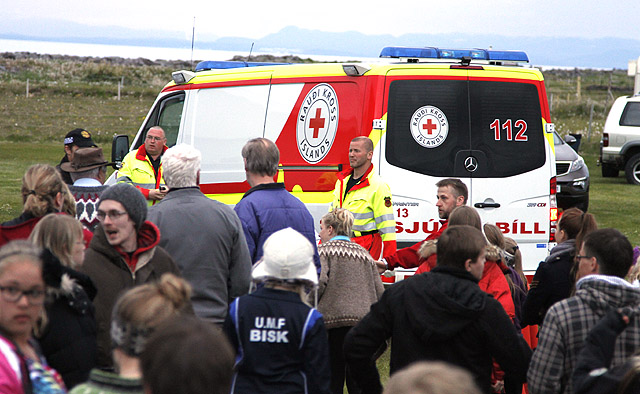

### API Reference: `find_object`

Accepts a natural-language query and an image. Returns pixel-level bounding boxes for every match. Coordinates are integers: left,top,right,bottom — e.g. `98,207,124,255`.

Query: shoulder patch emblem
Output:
384,196,392,207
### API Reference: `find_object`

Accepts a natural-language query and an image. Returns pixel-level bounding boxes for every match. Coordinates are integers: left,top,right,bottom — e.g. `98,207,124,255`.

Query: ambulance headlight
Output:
342,64,370,77
172,70,196,85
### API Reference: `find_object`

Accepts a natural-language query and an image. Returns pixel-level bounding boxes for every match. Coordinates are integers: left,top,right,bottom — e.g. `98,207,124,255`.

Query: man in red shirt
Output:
377,178,467,273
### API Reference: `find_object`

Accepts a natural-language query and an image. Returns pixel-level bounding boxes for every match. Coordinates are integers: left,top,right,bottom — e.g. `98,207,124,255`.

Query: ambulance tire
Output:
625,153,640,185
601,163,618,178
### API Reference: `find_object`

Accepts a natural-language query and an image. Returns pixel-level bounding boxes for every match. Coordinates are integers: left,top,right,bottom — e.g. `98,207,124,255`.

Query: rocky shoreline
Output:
0,51,313,67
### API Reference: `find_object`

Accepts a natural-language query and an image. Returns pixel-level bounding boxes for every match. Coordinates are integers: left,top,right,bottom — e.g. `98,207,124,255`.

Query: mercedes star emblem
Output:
465,156,478,172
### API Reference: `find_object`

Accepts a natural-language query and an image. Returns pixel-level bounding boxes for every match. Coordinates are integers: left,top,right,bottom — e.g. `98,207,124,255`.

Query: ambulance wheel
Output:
601,163,618,178
625,153,640,185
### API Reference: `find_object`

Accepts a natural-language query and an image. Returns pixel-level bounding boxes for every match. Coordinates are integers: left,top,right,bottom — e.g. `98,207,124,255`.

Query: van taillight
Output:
602,133,609,147
549,177,558,242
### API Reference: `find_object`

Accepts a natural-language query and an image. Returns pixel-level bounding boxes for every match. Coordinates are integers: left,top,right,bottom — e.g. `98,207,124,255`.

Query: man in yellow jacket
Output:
331,136,396,259
117,126,168,205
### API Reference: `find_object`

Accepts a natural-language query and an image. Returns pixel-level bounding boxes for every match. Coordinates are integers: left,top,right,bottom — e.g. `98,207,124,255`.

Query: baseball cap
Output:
252,228,318,285
64,128,97,148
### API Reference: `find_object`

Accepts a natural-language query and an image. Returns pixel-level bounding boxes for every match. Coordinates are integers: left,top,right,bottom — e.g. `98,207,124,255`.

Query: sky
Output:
4,0,640,42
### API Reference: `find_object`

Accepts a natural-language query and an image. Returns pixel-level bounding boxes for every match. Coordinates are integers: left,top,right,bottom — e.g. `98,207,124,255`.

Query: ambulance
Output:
110,46,558,281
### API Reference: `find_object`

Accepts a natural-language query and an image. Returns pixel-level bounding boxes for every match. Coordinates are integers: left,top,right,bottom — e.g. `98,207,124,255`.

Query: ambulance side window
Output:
156,96,184,147
192,84,270,183
138,93,184,148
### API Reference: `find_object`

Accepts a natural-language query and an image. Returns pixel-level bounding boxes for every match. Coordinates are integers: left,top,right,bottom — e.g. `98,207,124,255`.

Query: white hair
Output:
161,144,201,188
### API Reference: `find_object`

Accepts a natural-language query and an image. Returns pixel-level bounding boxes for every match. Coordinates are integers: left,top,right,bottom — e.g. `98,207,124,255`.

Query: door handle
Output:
474,202,501,209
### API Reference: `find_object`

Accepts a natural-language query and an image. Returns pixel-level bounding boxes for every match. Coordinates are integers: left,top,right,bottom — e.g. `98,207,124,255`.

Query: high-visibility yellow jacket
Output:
116,144,166,206
331,164,396,252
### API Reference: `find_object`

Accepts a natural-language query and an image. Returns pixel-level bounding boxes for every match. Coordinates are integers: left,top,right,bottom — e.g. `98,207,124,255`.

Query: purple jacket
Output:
234,183,320,272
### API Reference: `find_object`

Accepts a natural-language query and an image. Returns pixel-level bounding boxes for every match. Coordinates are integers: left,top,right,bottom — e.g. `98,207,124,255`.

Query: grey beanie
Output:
98,183,147,230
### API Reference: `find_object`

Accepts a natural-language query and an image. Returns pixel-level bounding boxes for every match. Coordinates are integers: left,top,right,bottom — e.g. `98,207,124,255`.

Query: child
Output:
223,227,330,394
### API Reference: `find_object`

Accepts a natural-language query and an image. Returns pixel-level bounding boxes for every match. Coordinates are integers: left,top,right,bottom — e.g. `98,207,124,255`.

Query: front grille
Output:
556,162,571,176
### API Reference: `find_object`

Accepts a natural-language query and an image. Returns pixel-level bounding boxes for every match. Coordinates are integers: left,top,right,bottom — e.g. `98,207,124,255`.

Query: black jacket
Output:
37,254,98,389
344,266,532,394
223,287,330,394
572,308,640,394
522,240,575,327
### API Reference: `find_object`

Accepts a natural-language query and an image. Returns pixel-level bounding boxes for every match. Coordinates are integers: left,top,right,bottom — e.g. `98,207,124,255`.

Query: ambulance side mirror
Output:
111,134,130,169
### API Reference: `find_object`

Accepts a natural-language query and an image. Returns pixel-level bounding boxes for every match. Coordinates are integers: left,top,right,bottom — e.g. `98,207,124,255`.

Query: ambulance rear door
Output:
379,67,472,250
379,67,553,273
465,70,554,272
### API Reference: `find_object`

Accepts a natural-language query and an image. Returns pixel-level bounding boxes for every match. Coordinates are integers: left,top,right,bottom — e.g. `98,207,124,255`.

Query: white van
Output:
111,46,557,279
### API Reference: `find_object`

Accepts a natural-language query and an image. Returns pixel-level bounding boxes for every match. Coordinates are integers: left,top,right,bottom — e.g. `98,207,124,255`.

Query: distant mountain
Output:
216,26,640,69
2,21,638,69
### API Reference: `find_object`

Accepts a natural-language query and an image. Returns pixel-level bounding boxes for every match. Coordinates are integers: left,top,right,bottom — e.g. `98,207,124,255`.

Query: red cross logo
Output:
422,118,437,135
309,108,325,138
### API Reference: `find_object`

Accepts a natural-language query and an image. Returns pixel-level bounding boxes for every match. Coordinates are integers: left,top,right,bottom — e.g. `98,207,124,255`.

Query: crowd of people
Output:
2,128,640,394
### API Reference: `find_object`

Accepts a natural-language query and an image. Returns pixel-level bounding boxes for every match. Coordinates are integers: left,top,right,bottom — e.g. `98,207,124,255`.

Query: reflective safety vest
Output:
116,144,166,206
331,164,396,255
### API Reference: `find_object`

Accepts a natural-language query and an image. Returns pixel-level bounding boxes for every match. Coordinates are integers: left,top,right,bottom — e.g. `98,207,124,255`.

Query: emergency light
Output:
195,60,289,72
379,47,529,63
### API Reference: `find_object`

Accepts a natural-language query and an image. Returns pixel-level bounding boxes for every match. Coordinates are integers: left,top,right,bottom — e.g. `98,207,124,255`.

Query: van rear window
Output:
385,79,545,178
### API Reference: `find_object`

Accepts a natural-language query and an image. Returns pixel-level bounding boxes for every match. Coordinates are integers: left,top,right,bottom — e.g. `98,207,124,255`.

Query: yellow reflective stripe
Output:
204,191,334,205
543,119,555,155
383,66,465,77
467,68,543,81
204,193,244,205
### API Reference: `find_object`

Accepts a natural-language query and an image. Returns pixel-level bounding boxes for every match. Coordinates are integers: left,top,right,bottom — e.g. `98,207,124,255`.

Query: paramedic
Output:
117,126,168,205
331,137,396,259
377,178,467,273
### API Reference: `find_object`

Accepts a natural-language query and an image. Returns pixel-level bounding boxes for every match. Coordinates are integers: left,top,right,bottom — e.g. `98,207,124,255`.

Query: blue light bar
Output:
195,60,289,72
379,47,438,59
486,50,529,62
379,46,529,62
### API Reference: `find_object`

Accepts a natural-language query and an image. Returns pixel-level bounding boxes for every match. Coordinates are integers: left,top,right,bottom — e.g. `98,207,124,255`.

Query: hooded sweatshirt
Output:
344,266,532,394
80,221,180,368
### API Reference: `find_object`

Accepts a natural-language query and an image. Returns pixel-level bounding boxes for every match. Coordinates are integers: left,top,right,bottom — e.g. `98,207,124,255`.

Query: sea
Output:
0,38,380,63
1,38,590,71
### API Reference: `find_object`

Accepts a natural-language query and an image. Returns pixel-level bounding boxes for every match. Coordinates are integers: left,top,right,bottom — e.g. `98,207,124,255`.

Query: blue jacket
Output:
223,287,331,394
234,183,321,272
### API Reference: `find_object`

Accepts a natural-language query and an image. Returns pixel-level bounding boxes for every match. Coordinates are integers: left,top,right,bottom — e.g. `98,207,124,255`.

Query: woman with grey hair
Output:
317,208,384,394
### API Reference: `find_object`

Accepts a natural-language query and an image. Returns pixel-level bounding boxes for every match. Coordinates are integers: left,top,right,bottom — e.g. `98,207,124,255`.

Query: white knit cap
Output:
252,227,318,285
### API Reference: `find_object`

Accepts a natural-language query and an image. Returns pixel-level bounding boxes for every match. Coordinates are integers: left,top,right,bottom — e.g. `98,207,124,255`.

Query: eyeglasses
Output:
0,285,45,305
576,255,592,260
145,135,164,142
97,210,128,221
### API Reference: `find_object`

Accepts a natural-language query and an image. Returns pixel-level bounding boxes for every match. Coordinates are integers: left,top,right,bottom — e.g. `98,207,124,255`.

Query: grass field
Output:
0,56,637,391
1,59,637,241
